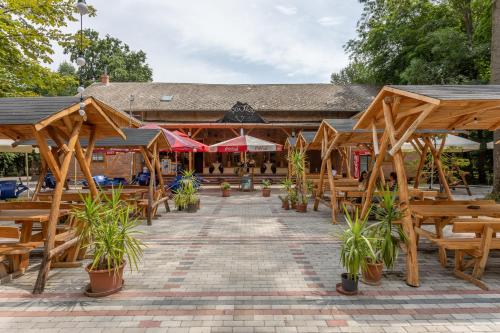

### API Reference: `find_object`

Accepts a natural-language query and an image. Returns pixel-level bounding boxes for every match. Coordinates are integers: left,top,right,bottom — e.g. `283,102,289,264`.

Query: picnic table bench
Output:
411,201,500,267
415,218,500,290
0,202,73,277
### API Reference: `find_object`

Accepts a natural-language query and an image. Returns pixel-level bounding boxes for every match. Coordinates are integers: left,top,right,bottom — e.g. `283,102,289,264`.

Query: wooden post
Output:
413,142,429,189
33,120,82,294
33,159,47,200
74,142,98,199
313,157,326,211
326,157,337,224
141,148,154,225
361,130,390,217
383,99,420,287
424,137,452,199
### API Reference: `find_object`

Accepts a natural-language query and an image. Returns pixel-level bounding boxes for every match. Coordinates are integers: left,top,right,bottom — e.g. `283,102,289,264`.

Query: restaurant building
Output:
78,75,378,180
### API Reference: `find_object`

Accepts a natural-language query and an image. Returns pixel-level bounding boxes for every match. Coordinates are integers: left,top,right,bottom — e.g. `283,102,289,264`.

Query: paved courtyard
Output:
1,188,500,332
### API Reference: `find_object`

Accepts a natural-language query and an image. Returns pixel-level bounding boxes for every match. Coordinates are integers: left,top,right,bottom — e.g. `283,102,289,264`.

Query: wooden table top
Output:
37,188,148,201
0,209,70,222
411,204,500,218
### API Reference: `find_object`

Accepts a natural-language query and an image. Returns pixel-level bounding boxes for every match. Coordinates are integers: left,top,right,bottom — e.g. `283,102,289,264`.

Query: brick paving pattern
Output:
0,189,500,332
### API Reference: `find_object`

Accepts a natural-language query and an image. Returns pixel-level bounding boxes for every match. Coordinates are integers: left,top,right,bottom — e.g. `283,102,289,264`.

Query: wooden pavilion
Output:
311,119,376,223
0,96,136,293
22,128,171,226
354,85,500,287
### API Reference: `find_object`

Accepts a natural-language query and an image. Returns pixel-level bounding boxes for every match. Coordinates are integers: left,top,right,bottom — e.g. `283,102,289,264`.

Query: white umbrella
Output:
402,134,480,153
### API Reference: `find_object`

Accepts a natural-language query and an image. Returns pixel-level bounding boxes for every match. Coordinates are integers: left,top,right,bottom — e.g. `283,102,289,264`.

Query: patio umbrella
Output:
208,135,283,153
172,130,209,152
140,124,199,152
402,134,480,153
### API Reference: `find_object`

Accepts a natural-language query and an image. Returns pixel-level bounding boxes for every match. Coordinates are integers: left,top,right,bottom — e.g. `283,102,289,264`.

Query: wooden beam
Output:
413,142,429,189
371,122,379,155
84,127,97,166
424,137,452,199
326,157,337,224
33,121,82,294
33,129,62,182
389,104,438,156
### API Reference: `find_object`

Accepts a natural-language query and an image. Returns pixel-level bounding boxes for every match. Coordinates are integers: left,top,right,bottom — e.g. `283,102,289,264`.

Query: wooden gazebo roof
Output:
0,96,141,140
284,137,297,150
18,128,170,151
354,85,500,156
296,131,318,150
312,119,377,148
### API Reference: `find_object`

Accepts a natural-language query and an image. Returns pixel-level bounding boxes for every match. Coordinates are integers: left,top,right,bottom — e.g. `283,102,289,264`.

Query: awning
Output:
209,135,283,153
402,134,480,153
172,130,209,152
0,139,37,153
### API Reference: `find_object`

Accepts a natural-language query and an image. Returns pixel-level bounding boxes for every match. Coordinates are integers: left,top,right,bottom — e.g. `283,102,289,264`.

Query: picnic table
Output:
37,188,148,202
411,202,500,265
0,204,71,274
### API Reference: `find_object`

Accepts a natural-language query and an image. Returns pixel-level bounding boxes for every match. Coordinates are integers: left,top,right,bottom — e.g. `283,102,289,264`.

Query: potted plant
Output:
184,181,199,213
221,182,231,197
261,179,271,197
371,186,407,272
73,188,145,296
296,180,314,213
279,178,293,209
339,206,375,294
173,191,187,211
289,188,298,209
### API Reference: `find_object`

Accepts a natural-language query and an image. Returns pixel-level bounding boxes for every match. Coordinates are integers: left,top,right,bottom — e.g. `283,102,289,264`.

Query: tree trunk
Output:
492,0,500,192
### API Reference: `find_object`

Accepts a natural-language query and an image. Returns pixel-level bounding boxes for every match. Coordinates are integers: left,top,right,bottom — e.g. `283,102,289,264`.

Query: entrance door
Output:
194,152,204,174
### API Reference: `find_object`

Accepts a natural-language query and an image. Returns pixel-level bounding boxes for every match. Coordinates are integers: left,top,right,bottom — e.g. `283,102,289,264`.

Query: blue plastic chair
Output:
137,173,150,186
0,180,28,200
43,173,56,189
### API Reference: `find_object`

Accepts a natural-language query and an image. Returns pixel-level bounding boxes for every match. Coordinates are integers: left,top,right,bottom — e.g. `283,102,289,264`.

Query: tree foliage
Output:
63,29,153,85
0,0,89,96
332,0,492,85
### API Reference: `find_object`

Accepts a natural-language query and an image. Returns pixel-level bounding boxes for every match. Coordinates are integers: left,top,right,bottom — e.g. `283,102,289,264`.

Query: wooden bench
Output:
0,227,41,277
415,219,500,290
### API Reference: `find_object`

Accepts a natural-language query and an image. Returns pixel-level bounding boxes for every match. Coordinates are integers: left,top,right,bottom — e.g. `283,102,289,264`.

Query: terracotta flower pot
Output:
222,189,231,197
262,188,271,197
296,203,307,213
291,202,297,210
186,203,197,213
282,201,290,210
362,261,383,285
86,261,125,295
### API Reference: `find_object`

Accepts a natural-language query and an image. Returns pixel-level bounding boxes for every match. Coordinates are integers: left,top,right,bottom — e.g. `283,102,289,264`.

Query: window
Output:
92,153,105,162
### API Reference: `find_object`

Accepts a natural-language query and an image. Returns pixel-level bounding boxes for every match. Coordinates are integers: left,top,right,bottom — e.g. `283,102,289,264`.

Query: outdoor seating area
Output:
0,85,499,329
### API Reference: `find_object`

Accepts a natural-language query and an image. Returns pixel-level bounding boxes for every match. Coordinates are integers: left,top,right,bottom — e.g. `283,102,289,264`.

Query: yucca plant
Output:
73,187,145,273
262,179,271,189
340,205,376,281
372,185,407,270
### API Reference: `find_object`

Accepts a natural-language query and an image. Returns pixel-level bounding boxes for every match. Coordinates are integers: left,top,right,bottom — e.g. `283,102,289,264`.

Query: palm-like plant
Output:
72,187,145,273
372,185,407,270
340,205,376,280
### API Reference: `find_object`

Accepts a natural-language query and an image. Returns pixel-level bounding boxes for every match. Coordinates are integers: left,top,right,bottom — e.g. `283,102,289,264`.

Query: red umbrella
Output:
140,124,203,152
172,130,209,152
208,135,283,153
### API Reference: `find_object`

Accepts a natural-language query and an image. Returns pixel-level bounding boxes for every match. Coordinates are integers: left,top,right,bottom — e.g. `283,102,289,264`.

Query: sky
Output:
50,0,363,84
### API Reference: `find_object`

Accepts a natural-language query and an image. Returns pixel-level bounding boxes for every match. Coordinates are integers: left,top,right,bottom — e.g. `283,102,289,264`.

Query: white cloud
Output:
317,16,343,27
274,5,297,16
49,0,363,83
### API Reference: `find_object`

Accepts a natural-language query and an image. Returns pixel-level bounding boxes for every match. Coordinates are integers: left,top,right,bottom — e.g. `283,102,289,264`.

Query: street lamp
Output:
75,0,90,106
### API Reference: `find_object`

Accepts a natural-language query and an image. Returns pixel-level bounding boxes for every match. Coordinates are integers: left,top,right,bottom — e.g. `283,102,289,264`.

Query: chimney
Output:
100,73,110,85
100,66,110,85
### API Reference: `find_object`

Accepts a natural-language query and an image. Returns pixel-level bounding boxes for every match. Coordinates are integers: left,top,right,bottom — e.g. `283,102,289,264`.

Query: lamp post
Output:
75,0,89,113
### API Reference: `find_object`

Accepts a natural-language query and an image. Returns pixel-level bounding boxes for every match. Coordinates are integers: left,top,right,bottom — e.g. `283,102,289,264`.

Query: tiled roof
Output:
83,82,379,113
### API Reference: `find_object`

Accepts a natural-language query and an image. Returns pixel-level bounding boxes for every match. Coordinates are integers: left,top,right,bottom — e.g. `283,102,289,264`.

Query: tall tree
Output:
492,0,500,192
0,0,91,96
63,29,153,85
332,0,493,184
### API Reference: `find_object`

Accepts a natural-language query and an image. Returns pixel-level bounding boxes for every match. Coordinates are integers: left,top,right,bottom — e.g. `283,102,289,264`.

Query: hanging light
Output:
79,102,87,118
77,86,85,94
76,56,86,67
76,0,89,15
